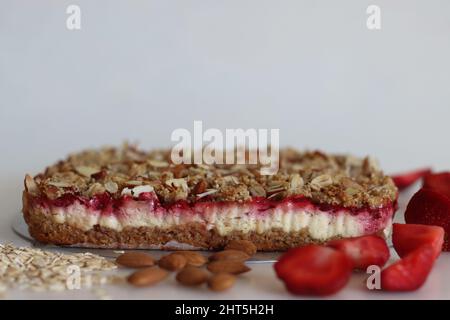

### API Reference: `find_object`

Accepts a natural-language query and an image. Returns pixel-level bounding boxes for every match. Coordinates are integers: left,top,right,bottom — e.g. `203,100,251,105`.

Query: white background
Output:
1,1,450,299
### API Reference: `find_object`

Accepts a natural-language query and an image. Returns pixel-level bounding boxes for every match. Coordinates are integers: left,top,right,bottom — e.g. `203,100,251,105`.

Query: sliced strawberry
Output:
274,245,353,296
327,235,390,269
423,172,450,199
381,245,435,291
405,188,450,251
392,223,444,259
391,168,431,191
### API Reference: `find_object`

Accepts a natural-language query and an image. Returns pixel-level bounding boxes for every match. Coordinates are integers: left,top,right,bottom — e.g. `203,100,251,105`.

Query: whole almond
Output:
175,251,207,267
176,266,209,286
208,273,236,292
127,267,168,287
225,240,257,256
116,252,155,268
159,253,187,271
207,260,251,275
209,250,250,262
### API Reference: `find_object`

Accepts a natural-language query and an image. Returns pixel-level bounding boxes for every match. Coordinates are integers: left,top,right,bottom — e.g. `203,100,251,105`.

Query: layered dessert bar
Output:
22,146,398,250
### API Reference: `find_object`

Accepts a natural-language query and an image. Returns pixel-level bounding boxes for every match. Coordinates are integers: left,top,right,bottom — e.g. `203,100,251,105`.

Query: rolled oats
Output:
289,174,304,191
249,184,266,197
310,174,333,190
24,174,39,195
104,181,119,194
0,244,118,293
75,166,100,178
165,178,189,191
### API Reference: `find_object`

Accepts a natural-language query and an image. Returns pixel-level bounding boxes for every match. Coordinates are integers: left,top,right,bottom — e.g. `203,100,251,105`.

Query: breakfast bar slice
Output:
22,146,398,250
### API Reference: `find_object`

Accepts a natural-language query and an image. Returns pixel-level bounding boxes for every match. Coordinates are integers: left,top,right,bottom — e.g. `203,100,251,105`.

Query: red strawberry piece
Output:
381,245,435,291
327,235,390,270
423,172,450,199
391,168,431,191
392,223,444,259
405,188,450,251
274,245,353,296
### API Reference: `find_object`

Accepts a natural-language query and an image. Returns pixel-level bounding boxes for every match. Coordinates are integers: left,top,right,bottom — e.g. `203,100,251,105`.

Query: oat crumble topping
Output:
24,144,397,208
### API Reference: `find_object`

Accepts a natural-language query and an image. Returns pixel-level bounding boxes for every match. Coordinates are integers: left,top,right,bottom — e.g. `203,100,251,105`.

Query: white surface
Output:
2,185,450,300
1,1,450,299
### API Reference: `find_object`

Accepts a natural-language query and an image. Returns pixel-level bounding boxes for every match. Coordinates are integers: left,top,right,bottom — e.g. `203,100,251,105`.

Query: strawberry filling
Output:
28,192,397,218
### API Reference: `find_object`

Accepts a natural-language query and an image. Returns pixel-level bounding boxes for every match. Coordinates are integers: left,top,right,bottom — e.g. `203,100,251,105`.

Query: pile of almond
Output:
116,240,257,292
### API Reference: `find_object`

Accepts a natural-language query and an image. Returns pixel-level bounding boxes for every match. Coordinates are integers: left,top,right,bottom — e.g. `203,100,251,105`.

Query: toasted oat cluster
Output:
24,144,397,208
